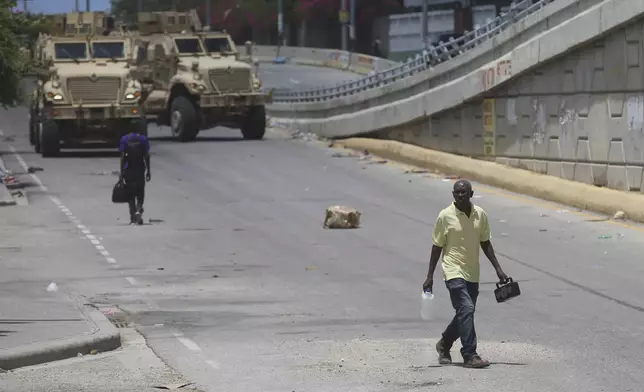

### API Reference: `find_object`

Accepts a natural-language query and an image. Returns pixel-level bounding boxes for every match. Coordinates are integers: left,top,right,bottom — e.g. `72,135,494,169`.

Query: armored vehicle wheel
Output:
28,110,37,146
241,106,266,140
170,96,198,142
39,120,60,157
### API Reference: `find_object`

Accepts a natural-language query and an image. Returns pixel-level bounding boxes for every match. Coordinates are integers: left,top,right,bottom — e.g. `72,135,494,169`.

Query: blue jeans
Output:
442,278,479,360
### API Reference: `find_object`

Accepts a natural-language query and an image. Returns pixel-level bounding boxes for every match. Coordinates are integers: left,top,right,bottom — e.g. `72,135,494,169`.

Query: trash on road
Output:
306,266,317,271
27,166,43,173
324,205,361,229
404,168,428,174
612,210,627,221
331,152,358,158
598,235,612,239
152,382,194,390
46,282,59,292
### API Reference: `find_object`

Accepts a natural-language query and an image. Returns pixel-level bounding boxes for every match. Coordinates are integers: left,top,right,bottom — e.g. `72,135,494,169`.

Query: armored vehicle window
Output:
54,42,88,59
174,38,204,54
92,41,125,59
203,38,232,53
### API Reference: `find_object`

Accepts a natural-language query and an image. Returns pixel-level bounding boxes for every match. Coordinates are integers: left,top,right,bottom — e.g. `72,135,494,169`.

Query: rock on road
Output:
1,108,644,391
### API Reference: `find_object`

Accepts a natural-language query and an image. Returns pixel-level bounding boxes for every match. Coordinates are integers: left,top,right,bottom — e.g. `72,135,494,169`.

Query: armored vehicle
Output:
28,11,147,157
132,11,271,141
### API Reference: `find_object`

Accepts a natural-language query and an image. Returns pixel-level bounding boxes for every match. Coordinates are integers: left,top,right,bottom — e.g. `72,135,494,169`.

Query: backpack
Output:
123,134,146,171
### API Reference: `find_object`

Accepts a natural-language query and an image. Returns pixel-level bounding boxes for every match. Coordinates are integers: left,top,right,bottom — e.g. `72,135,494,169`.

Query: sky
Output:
16,0,112,13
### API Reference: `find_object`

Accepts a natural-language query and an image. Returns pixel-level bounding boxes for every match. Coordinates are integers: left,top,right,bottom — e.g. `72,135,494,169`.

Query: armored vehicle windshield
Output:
54,42,88,61
91,40,126,59
174,37,204,55
202,37,232,54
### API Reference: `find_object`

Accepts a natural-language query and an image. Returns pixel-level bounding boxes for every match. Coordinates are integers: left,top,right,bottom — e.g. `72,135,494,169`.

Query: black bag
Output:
112,180,131,203
494,277,521,303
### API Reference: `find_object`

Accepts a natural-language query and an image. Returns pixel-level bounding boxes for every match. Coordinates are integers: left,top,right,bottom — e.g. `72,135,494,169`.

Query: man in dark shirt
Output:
119,131,151,225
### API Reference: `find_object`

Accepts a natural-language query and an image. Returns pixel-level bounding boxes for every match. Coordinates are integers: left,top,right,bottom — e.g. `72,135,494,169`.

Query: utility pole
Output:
22,0,27,12
277,0,284,47
205,0,212,27
349,0,356,52
421,0,428,49
75,0,80,12
340,0,348,51
86,0,90,11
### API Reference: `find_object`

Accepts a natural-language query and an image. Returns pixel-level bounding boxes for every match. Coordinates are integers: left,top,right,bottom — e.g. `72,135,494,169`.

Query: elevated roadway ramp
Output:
267,0,644,194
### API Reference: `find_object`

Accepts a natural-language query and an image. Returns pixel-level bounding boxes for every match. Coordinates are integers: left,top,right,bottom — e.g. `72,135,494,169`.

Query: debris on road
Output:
612,210,627,221
404,169,428,174
27,166,43,173
151,381,194,390
598,235,612,239
46,282,59,292
331,151,361,158
324,205,361,229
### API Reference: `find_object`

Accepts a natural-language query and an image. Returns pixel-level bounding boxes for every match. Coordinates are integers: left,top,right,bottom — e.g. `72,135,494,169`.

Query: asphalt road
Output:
2,102,644,390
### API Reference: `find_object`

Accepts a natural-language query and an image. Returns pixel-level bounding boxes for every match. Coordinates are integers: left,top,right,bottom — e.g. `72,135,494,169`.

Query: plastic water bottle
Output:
420,290,435,320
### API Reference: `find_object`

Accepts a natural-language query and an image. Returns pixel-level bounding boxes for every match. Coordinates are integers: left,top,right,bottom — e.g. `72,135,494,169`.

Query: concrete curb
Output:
0,306,122,371
0,155,16,207
333,138,644,223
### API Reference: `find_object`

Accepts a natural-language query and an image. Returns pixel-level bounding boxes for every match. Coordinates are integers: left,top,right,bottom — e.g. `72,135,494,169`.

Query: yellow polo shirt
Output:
432,203,491,283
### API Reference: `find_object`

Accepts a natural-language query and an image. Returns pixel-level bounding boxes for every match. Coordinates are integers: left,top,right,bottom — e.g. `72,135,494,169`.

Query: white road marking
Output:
8,144,120,269
175,335,203,352
205,360,220,369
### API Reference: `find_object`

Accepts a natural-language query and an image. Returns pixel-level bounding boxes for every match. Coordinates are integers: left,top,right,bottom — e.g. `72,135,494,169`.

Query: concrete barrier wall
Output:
267,0,644,193
250,45,399,76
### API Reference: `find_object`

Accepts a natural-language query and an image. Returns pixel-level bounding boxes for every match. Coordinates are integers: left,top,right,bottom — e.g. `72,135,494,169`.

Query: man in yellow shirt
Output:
423,180,508,368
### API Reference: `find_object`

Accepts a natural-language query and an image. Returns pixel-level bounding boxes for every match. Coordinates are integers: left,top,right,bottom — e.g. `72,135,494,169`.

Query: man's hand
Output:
423,277,434,293
146,171,151,182
496,268,508,283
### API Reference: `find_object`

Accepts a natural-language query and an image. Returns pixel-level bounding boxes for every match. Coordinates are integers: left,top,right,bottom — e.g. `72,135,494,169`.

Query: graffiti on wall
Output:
481,57,512,91
531,99,546,145
558,99,579,148
482,99,496,156
325,52,349,69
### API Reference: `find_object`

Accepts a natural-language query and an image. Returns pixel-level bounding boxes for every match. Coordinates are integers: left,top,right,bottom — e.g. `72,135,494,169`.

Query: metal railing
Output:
269,0,555,103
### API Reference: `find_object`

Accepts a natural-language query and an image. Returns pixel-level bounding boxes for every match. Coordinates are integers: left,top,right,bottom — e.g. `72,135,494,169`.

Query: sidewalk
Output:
0,139,121,371
0,285,121,370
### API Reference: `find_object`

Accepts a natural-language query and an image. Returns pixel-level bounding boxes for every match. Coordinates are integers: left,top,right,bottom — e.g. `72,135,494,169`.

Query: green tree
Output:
0,1,50,108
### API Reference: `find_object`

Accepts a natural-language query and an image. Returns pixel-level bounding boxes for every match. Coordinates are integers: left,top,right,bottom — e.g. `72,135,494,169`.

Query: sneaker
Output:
464,355,490,368
436,339,452,365
134,212,143,225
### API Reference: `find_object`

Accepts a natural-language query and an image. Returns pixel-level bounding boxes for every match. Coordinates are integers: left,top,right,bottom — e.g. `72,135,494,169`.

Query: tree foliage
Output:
0,0,51,108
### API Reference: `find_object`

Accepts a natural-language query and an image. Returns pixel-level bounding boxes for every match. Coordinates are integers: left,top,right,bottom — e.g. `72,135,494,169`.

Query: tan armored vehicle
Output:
28,11,147,157
132,10,271,141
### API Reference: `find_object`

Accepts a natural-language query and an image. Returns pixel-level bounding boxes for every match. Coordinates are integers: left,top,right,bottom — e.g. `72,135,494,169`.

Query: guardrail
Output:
270,0,554,103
